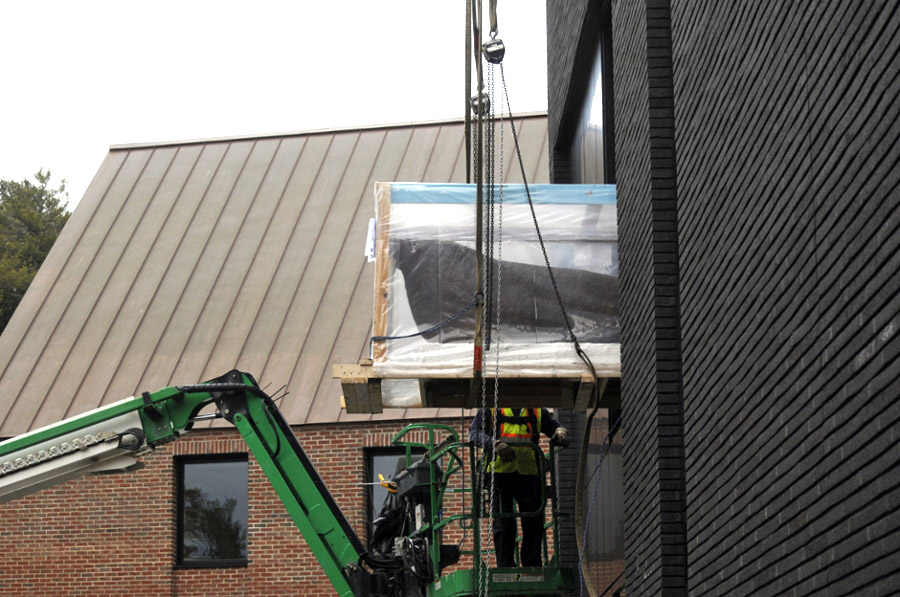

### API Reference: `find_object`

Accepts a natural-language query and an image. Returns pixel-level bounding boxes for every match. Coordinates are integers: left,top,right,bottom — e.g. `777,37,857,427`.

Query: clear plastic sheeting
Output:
372,183,620,406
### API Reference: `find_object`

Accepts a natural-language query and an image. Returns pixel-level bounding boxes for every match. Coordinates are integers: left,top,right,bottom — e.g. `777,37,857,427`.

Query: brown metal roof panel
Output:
234,134,334,380
98,144,231,405
392,126,441,182
49,145,207,422
179,138,306,385
0,149,158,435
133,140,257,393
256,131,362,414
305,128,427,424
301,127,429,421
0,152,128,433
29,147,184,429
329,267,376,424
197,136,307,383
448,128,469,183
310,126,457,423
296,258,372,425
168,138,284,384
281,129,389,423
422,124,465,183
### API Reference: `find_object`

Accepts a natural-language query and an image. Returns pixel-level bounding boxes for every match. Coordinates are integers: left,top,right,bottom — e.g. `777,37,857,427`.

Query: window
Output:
176,454,249,567
365,447,424,539
566,3,616,185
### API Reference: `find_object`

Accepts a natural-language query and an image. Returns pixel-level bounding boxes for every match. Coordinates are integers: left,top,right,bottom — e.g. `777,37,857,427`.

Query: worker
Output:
469,408,570,567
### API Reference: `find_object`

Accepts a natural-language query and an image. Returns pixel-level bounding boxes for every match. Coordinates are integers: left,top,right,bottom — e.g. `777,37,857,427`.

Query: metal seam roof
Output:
0,114,549,435
108,112,549,151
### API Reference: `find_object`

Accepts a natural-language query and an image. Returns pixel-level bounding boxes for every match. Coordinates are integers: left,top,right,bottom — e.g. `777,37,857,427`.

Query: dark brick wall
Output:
671,1,900,595
608,1,689,595
548,0,900,595
548,1,690,594
555,408,584,573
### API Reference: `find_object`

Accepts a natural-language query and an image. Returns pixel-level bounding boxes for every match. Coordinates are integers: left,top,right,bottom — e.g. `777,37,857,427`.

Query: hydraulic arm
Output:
0,370,574,596
0,370,369,597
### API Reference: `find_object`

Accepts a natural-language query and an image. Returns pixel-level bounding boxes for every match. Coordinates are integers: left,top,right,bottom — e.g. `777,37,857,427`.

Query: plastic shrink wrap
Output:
372,183,620,407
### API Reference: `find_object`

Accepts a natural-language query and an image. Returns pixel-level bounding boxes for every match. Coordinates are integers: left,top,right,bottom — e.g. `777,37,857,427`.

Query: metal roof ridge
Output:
109,111,549,151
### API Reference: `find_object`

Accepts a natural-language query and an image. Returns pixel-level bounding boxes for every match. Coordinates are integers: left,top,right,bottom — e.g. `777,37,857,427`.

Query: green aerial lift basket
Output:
387,423,576,597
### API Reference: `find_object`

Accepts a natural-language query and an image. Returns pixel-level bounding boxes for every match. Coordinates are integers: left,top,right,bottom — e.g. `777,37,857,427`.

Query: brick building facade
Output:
0,115,555,595
0,420,475,596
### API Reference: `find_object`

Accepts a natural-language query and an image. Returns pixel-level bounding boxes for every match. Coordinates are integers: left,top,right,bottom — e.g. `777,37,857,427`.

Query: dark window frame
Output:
364,446,424,542
554,0,616,186
175,453,249,569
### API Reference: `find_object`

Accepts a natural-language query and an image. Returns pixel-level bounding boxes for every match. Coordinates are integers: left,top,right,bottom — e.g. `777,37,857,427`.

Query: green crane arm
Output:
0,370,369,597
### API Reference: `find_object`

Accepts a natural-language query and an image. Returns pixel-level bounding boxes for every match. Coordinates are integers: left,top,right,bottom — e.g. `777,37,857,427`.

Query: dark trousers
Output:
488,472,544,567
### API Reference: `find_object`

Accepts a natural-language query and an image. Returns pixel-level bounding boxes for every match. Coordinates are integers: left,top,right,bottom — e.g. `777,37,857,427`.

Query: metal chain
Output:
478,329,488,597
494,65,504,394
484,63,495,350
491,60,503,545
478,64,489,589
479,58,495,597
488,57,500,587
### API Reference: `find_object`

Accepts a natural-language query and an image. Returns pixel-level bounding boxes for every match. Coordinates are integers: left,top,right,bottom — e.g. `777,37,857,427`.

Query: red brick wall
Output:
0,419,480,596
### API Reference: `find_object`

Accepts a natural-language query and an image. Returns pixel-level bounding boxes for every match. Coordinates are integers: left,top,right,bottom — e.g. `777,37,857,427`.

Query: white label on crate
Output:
365,218,376,262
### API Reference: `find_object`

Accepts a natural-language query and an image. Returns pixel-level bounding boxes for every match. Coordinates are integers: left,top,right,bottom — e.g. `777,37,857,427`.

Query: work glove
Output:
550,427,570,449
494,441,516,463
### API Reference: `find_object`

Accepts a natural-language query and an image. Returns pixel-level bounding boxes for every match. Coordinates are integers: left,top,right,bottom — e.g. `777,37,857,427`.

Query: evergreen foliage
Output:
0,170,70,333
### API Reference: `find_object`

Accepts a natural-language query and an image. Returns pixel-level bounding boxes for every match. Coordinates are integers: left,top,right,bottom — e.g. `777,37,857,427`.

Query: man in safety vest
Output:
469,408,570,567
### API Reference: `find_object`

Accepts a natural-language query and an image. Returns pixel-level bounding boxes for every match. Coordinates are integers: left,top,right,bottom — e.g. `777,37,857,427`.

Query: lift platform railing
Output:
389,424,570,594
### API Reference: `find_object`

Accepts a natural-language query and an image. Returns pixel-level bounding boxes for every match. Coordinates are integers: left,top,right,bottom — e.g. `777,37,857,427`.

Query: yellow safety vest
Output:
488,408,542,475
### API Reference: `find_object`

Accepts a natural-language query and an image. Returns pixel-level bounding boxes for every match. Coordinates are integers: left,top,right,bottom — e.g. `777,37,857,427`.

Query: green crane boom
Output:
0,370,574,596
0,370,368,597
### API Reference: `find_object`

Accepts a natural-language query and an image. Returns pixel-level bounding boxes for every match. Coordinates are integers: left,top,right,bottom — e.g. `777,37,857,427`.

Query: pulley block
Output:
470,92,491,116
483,38,505,64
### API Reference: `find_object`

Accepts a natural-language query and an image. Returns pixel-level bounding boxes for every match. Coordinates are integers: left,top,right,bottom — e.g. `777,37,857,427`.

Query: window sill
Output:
175,559,249,569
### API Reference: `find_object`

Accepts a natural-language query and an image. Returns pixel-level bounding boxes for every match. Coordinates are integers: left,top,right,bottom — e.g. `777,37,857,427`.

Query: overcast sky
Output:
0,1,548,209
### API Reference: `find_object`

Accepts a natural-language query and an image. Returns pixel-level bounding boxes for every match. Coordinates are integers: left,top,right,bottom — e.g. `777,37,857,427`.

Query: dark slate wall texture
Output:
548,0,900,595
550,0,691,593
671,1,900,595
608,1,690,594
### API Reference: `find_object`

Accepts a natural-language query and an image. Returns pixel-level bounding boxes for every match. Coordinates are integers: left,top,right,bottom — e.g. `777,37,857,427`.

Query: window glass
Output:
568,25,614,185
582,411,624,593
177,455,249,566
366,448,424,537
